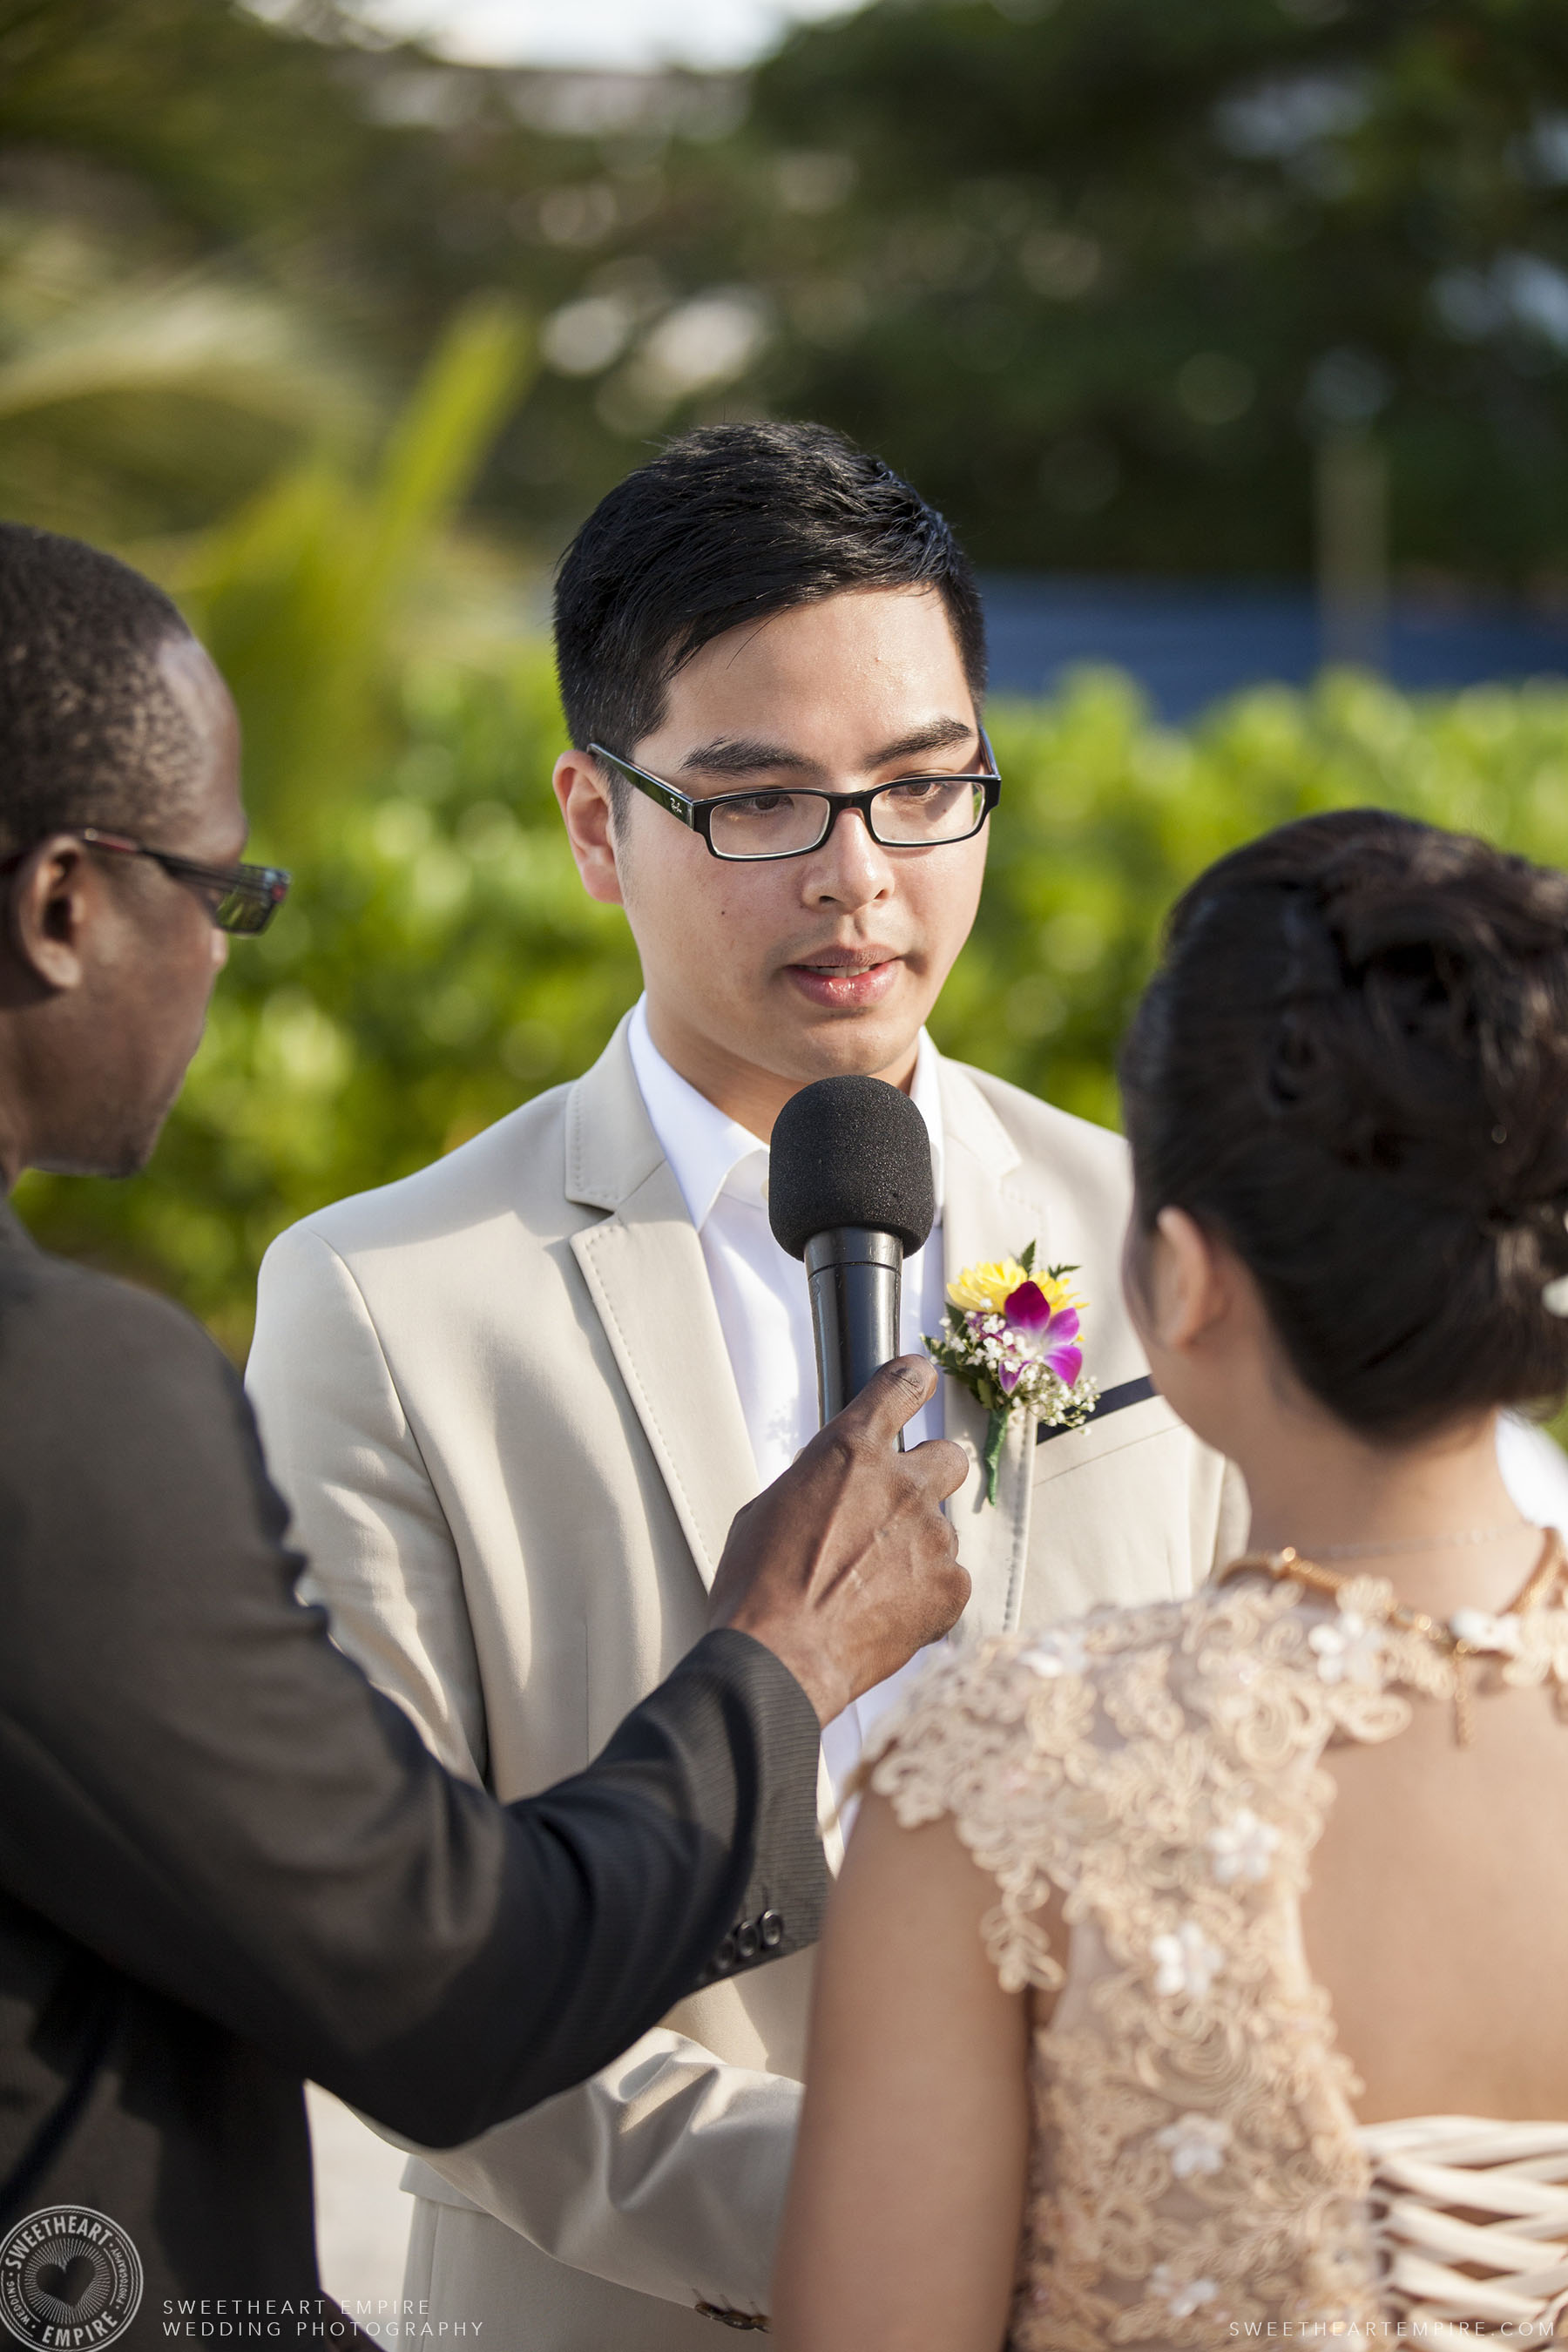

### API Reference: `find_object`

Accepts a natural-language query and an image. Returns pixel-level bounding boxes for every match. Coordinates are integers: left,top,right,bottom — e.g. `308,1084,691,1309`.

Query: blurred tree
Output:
181,293,535,843
0,216,373,541
733,0,1568,583
0,0,376,253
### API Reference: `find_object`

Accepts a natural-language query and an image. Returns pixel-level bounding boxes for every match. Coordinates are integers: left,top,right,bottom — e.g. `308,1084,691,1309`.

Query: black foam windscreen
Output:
767,1075,936,1260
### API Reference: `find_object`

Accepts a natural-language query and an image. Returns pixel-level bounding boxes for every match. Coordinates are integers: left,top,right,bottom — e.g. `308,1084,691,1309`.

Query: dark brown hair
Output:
1120,809,1568,1440
553,421,986,779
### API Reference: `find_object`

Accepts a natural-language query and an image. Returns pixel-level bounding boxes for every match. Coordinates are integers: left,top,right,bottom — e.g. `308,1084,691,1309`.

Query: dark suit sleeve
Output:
0,1257,828,2147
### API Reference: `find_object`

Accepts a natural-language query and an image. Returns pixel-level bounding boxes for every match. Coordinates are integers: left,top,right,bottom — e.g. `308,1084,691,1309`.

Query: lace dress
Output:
864,1570,1568,2350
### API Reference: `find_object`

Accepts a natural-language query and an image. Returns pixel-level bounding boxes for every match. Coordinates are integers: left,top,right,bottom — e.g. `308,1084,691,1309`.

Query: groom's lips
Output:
782,949,903,1010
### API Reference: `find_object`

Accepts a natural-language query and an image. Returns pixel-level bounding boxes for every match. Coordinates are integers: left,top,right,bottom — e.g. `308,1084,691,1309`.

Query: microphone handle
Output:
804,1227,905,1443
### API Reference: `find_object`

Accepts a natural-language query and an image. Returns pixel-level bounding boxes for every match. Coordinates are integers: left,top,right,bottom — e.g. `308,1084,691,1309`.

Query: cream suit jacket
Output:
245,1021,1246,2350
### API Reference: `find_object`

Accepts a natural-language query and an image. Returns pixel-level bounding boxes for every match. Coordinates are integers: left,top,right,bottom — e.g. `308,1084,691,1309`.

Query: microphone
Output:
767,1076,936,1432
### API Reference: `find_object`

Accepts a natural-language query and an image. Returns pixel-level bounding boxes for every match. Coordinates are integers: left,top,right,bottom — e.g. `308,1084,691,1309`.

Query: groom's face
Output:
554,585,990,1125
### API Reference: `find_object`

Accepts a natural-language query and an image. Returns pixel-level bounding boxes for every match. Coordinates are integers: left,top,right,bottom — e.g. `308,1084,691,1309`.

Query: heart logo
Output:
36,2254,96,2308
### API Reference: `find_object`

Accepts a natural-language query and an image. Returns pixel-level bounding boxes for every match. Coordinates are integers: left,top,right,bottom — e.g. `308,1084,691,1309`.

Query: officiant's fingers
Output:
841,1357,968,1498
846,1354,936,1436
902,1434,970,1501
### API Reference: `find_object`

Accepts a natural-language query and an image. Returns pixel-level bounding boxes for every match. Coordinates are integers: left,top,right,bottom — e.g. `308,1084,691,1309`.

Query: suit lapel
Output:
937,1059,1040,1639
565,1021,760,1592
936,1054,1164,1635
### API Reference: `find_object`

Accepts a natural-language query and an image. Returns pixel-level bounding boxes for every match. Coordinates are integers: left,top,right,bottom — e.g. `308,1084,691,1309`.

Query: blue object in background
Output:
979,576,1568,719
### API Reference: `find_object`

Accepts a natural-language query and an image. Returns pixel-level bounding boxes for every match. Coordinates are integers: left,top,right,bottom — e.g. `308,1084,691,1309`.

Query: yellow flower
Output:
946,1258,1029,1314
946,1259,1084,1317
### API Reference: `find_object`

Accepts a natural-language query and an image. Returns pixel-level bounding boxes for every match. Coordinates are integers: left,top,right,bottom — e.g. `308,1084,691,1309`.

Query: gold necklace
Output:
1308,1520,1531,1560
1220,1527,1568,1747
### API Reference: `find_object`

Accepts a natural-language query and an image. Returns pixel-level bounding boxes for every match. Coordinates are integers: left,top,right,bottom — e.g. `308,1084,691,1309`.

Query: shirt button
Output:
734,1921,760,1963
760,1910,785,1950
714,1932,738,1972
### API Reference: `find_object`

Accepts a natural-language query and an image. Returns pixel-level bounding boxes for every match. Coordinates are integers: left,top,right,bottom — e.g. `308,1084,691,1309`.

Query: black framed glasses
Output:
78,828,290,935
589,733,1002,863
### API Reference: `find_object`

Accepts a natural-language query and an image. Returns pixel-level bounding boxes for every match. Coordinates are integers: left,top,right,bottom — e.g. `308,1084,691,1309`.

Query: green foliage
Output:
20,654,1568,1364
0,0,376,250
180,295,536,843
937,666,1568,1125
0,206,373,544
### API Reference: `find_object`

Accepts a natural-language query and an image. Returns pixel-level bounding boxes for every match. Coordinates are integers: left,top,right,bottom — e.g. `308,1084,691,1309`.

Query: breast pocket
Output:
1025,1396,1214,1627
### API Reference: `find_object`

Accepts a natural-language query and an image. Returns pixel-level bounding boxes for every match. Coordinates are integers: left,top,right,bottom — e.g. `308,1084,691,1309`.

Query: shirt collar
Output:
627,997,946,1234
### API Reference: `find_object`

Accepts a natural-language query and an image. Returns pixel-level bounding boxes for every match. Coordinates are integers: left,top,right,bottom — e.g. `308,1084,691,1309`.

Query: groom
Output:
245,423,1245,2345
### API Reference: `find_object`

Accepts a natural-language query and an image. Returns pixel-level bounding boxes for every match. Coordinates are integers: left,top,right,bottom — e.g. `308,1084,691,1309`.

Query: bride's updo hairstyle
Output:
1120,809,1568,1439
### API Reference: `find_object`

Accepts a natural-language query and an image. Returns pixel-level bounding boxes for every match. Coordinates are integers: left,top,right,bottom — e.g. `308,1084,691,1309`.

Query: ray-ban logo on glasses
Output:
0,2207,143,2349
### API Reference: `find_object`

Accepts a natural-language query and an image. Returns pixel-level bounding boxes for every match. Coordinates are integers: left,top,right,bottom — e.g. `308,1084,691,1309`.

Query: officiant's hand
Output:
708,1357,970,1727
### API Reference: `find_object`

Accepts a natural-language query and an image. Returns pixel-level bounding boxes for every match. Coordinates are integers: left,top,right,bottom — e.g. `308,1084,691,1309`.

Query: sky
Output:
348,0,862,71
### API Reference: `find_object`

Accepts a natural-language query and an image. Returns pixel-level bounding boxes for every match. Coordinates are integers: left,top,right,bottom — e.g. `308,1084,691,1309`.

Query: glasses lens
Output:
870,776,987,846
213,883,275,936
706,790,830,861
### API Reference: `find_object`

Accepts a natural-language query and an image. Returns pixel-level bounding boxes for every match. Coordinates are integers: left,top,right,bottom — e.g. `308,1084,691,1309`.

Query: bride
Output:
774,808,1568,2351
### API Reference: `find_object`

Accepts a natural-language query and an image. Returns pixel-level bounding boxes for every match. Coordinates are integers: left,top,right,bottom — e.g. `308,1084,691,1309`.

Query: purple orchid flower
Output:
1002,1279,1084,1389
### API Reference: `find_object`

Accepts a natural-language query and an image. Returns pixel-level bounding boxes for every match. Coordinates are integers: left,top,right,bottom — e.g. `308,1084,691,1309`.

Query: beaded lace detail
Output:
864,1571,1568,2349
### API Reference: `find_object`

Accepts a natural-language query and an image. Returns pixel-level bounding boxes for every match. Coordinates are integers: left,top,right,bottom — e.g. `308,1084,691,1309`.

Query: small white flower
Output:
1308,1612,1385,1687
1207,1807,1281,1886
1021,1626,1088,1679
1151,1919,1225,1999
1450,1608,1524,1654
1149,2263,1220,2319
1154,2112,1232,2180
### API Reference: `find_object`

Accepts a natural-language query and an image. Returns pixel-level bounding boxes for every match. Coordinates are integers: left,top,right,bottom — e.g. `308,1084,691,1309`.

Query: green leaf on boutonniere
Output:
983,1408,1008,1505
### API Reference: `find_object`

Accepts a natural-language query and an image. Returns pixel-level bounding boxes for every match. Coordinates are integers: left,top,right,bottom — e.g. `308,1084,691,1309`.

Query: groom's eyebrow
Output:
679,738,816,778
679,715,977,781
868,717,977,766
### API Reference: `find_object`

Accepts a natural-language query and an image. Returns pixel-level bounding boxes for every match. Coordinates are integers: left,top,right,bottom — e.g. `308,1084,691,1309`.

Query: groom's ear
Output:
554,749,626,909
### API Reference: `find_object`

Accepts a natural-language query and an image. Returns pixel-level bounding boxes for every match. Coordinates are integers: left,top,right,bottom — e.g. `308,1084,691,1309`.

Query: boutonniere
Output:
925,1242,1099,1504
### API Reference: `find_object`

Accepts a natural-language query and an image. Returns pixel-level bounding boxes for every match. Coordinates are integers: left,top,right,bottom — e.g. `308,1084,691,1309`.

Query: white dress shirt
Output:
628,997,949,1813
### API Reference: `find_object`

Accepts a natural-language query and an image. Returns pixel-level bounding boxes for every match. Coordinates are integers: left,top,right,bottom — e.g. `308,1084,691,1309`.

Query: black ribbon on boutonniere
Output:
1035,1374,1156,1445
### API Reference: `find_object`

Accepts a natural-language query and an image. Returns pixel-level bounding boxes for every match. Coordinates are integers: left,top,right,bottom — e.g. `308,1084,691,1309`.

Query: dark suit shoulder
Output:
0,1213,248,1450
0,1207,223,1348
0,1214,287,1639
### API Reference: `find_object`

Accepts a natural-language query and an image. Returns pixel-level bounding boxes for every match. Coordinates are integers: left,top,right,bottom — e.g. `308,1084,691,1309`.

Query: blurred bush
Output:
950,668,1568,1127
18,648,1568,1361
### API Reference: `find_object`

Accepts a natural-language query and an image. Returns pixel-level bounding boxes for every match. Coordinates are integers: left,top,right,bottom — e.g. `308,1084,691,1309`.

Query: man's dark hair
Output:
553,422,987,791
0,523,203,858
